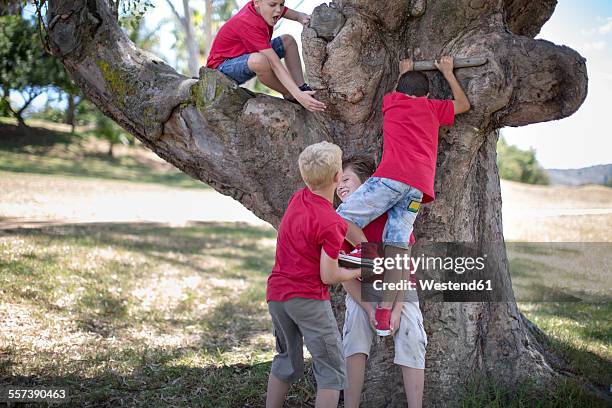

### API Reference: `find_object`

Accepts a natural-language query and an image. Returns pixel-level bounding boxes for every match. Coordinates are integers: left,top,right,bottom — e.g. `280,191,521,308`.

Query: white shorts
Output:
342,294,427,369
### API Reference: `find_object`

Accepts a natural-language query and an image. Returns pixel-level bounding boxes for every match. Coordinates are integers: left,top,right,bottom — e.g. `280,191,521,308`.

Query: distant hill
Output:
546,164,612,187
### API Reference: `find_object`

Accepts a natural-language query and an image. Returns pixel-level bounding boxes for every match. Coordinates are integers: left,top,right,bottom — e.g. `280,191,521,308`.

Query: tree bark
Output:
45,0,588,405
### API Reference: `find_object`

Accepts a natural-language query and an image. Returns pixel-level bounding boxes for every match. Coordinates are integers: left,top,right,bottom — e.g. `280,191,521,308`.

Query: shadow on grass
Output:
0,348,317,407
509,257,611,303
2,221,609,406
522,303,612,387
1,221,276,258
460,370,610,408
0,123,75,149
0,123,207,189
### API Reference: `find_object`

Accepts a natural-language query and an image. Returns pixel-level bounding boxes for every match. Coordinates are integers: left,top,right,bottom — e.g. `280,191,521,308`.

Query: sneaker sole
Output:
376,329,391,336
338,254,374,268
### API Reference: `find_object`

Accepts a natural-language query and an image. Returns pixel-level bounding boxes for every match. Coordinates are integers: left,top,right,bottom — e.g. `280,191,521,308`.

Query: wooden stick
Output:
412,57,488,71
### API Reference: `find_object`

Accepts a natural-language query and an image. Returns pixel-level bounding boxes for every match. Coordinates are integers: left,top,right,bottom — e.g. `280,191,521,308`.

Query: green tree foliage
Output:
0,14,68,126
24,1,158,141
497,136,550,185
78,99,133,157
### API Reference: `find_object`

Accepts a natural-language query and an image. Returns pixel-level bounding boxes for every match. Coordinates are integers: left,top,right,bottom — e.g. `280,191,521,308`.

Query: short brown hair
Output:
343,153,376,183
298,141,343,190
333,153,376,208
397,71,429,96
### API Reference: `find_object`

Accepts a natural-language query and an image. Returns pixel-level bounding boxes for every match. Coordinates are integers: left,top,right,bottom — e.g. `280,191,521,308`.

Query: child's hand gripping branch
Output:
398,58,414,78
434,56,471,114
258,47,326,112
284,8,311,26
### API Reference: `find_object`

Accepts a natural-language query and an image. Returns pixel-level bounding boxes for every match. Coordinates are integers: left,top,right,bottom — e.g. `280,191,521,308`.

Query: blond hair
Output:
298,141,342,190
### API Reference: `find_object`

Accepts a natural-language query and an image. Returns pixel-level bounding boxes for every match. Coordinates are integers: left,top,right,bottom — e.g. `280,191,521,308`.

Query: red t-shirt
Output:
373,92,455,203
267,188,348,302
206,1,288,69
340,213,417,284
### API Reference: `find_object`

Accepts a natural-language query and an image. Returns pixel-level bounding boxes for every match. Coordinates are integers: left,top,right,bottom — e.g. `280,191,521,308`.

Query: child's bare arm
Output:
342,278,363,303
284,8,310,26
259,48,326,112
320,248,361,285
435,56,471,114
398,58,414,80
343,279,377,329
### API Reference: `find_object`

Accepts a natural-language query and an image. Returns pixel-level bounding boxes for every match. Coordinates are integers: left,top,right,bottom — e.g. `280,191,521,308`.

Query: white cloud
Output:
583,40,606,51
598,17,612,34
579,16,612,36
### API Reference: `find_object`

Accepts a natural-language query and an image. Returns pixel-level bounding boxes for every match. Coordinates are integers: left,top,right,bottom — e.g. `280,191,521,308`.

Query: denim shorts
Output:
336,177,423,249
217,36,285,84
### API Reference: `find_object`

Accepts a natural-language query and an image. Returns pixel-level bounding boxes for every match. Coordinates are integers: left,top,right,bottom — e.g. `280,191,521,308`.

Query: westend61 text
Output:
372,254,487,275
372,279,493,291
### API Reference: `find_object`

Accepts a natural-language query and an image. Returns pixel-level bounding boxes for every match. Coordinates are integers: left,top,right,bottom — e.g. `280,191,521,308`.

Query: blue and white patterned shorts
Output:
336,177,423,249
217,36,285,84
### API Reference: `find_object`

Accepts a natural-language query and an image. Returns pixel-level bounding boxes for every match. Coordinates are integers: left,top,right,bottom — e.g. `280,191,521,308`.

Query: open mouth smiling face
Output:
336,168,362,203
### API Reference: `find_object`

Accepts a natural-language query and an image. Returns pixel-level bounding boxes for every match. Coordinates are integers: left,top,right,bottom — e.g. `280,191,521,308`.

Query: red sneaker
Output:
375,306,392,336
338,246,374,269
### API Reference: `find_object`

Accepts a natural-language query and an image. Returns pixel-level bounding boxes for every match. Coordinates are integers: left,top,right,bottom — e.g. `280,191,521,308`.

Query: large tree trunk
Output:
45,0,588,405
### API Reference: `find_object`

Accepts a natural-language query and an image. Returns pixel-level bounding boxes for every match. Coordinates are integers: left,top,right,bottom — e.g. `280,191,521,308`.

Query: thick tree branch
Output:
492,35,588,128
504,0,557,37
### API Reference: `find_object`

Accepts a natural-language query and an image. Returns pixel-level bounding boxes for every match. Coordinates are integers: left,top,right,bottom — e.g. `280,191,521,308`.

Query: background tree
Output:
89,105,132,156
163,0,237,76
165,0,200,77
0,14,67,126
497,136,549,185
43,0,589,405
0,0,24,16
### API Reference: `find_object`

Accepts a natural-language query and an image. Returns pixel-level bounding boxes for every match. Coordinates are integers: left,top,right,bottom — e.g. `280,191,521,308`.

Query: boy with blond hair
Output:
266,141,361,408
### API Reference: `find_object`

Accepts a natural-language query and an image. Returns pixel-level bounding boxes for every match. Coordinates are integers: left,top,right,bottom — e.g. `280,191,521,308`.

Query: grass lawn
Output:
0,222,319,407
1,223,609,407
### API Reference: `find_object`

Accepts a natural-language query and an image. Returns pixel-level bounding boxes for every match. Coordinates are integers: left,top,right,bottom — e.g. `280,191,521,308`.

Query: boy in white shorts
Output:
335,154,427,408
